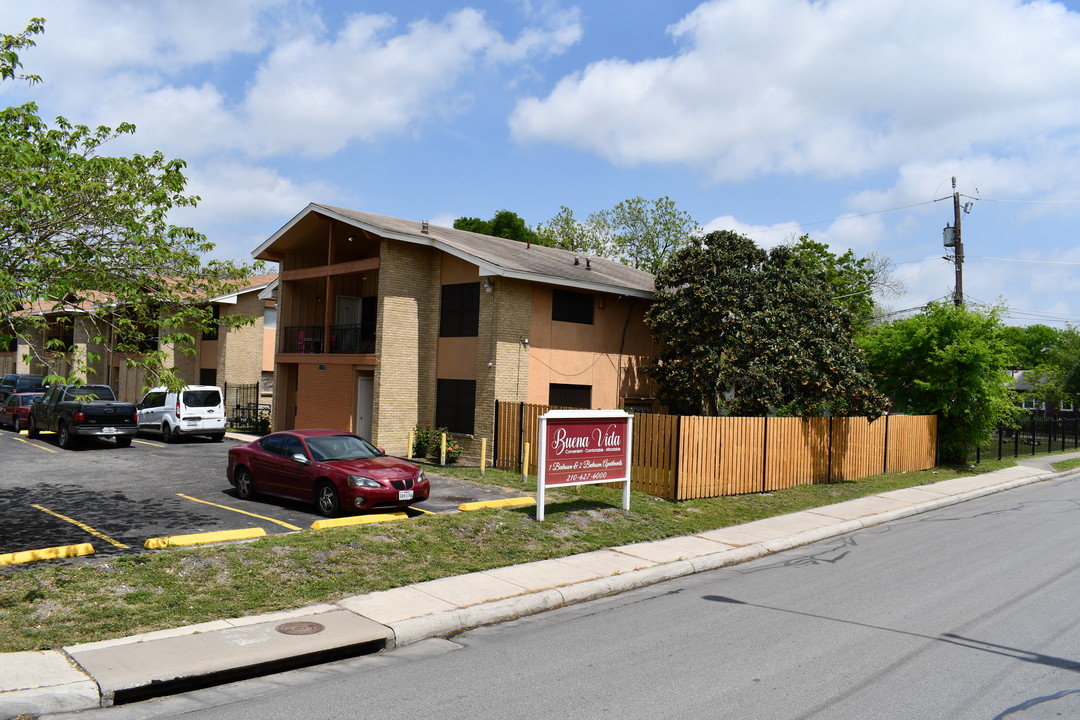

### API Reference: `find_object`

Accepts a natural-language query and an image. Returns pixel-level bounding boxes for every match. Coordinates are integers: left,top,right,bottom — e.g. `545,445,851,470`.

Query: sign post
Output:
536,409,633,521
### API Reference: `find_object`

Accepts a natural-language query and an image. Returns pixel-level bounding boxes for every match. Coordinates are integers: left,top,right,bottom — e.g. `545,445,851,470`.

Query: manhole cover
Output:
276,621,325,636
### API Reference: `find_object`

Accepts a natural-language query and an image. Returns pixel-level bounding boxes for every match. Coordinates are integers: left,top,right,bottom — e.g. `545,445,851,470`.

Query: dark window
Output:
552,289,594,324
549,383,592,409
440,283,480,337
435,379,476,434
200,368,218,387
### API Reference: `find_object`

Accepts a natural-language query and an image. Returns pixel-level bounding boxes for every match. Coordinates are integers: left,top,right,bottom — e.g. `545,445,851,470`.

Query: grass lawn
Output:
0,460,1018,652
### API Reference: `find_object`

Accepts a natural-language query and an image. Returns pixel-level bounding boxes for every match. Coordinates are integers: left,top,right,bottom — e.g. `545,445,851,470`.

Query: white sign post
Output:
536,409,633,521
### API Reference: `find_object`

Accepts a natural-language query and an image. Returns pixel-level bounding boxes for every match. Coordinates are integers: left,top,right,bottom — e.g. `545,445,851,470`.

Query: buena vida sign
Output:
536,409,633,521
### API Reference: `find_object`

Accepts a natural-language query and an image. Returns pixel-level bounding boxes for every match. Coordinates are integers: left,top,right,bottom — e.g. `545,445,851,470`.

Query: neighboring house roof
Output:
209,273,278,305
253,203,656,299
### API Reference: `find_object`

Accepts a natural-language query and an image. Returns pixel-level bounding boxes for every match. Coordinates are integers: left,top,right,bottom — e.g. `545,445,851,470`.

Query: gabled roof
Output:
208,273,278,305
253,203,655,299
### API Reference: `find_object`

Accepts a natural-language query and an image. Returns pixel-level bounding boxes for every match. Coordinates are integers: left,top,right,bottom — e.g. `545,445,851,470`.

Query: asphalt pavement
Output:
1,455,1074,719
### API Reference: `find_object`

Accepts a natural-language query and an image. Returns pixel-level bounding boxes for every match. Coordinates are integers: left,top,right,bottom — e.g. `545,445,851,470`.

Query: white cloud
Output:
510,0,1080,186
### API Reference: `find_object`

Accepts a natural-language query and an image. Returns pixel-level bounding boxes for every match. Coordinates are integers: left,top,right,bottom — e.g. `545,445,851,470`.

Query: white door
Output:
356,375,373,440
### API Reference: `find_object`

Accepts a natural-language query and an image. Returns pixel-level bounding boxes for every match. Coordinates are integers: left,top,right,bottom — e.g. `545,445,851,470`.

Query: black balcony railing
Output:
282,325,325,354
329,322,375,354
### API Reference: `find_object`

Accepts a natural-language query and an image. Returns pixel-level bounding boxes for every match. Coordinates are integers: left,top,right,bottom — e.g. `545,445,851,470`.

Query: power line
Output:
738,199,939,235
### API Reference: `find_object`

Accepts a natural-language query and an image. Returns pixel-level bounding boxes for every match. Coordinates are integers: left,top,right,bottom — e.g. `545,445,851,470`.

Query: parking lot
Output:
0,429,523,569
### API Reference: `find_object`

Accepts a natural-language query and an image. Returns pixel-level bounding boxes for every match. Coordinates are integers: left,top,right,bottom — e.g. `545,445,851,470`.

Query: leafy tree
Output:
453,209,543,246
646,230,886,417
860,301,1024,464
784,235,903,331
534,205,610,255
0,19,255,389
997,324,1062,370
594,196,700,275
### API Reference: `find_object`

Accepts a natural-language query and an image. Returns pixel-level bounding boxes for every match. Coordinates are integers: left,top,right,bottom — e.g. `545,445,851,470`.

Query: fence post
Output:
827,416,834,483
493,401,500,470
761,416,769,493
883,414,890,474
998,425,1003,461
518,402,526,473
672,416,681,501
480,437,487,475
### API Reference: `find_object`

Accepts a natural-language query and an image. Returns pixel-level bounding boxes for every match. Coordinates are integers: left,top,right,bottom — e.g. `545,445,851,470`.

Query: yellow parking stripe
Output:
14,436,58,453
31,504,129,549
177,493,302,531
133,439,163,447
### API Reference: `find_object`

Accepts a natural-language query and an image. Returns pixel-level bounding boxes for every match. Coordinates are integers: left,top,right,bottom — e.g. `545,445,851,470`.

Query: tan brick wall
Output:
217,293,266,386
372,241,438,455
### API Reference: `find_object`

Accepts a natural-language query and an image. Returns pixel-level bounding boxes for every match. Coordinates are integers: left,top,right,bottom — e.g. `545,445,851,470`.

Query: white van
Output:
136,385,227,442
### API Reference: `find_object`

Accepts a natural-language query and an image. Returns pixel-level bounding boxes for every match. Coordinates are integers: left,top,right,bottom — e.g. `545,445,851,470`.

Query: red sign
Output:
542,416,629,486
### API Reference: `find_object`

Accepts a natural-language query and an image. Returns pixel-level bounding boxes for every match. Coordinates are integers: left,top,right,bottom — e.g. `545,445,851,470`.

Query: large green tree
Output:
453,210,542,246
860,301,1024,464
784,235,902,331
594,196,700,275
0,19,254,388
646,230,886,417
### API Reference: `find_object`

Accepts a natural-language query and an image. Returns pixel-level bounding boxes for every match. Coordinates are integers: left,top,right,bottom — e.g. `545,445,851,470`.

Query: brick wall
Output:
470,277,531,462
372,241,438,455
217,293,266,386
294,362,355,430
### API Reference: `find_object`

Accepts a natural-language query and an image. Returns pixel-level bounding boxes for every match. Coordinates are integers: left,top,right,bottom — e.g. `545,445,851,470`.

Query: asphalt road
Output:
0,428,521,566
72,471,1080,720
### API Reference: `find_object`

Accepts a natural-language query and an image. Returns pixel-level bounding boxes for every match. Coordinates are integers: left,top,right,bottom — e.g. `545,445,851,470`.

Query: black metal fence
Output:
223,381,270,434
976,416,1080,462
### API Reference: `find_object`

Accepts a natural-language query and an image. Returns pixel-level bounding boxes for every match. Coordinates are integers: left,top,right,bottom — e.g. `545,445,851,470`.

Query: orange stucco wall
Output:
526,287,657,408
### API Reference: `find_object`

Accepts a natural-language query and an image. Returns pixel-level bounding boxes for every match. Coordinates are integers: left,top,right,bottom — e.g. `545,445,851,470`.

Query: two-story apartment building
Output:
6,275,277,402
254,203,659,460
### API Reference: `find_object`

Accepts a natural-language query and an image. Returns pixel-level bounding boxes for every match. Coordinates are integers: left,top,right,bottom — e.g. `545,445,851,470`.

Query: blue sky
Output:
4,0,1080,325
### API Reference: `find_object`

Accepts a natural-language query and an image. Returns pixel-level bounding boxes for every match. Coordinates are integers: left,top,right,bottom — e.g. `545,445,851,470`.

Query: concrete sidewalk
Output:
0,462,1070,718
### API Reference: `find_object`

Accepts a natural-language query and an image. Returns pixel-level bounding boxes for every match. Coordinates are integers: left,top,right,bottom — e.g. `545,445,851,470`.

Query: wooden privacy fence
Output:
493,401,937,501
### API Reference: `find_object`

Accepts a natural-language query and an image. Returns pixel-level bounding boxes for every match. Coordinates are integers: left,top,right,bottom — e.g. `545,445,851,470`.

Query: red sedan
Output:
0,392,44,433
227,429,429,516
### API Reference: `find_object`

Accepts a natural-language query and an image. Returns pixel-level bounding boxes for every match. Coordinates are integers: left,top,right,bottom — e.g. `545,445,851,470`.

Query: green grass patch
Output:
0,462,1009,652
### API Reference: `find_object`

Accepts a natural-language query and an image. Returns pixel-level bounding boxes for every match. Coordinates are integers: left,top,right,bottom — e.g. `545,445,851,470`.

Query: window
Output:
549,383,592,409
1021,396,1045,411
435,379,476,434
200,368,217,387
1061,399,1075,412
440,283,480,337
552,289,594,325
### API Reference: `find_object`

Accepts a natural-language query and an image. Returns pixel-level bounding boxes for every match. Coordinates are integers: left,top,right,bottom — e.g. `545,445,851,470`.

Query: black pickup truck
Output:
27,384,138,449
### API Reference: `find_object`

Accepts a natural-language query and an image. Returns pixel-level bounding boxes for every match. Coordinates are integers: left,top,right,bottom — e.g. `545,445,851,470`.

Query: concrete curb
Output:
0,464,1071,718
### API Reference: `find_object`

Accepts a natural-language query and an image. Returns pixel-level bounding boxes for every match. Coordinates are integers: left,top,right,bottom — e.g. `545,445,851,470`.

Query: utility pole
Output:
943,176,965,306
952,176,964,306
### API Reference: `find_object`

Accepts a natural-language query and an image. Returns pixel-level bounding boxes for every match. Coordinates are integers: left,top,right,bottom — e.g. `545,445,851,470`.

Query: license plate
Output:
101,427,116,434
398,490,414,501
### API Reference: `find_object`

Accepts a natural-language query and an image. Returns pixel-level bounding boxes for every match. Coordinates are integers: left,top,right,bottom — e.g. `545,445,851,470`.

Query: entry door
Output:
336,295,363,325
356,375,373,440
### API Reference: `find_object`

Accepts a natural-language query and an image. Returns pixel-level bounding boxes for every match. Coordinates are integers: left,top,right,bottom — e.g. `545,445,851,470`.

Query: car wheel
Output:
210,433,225,443
235,467,255,500
115,436,132,448
12,417,21,433
57,422,75,449
315,481,340,517
26,416,39,438
162,422,175,443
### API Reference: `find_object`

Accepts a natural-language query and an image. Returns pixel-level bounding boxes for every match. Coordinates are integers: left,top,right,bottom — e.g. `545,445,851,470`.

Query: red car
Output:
0,392,44,433
227,429,429,516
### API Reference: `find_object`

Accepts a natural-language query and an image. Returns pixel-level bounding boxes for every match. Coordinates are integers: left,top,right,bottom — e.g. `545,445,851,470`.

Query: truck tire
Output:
162,422,175,443
27,416,39,438
58,422,76,449
115,436,132,448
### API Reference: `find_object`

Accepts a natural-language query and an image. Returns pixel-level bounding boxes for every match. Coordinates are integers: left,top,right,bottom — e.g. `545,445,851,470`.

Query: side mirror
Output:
290,453,311,466
31,397,41,404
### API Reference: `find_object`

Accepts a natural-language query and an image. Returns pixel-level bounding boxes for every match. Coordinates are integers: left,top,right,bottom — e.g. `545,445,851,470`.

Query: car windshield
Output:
305,434,381,462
